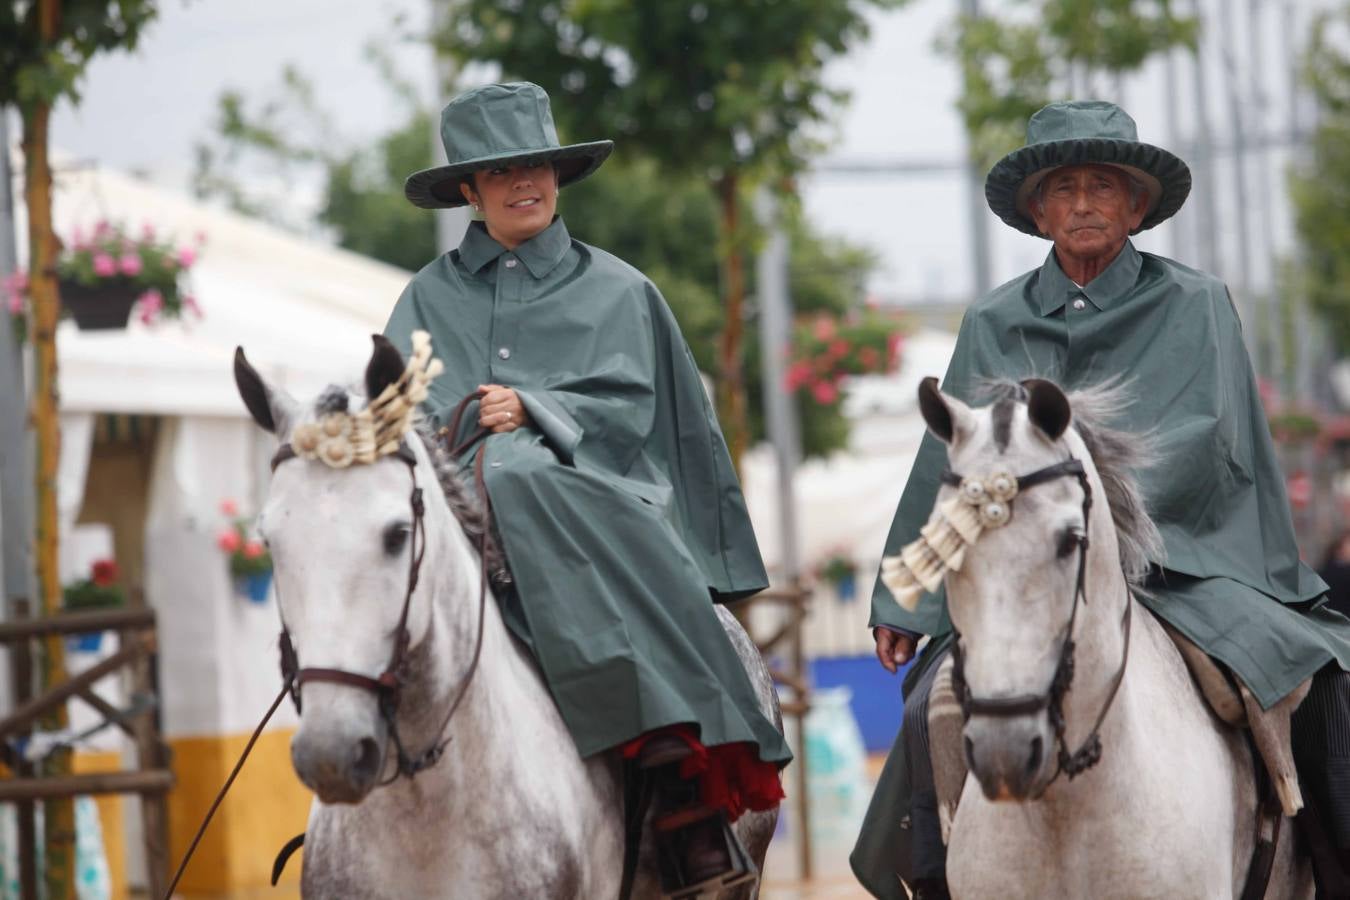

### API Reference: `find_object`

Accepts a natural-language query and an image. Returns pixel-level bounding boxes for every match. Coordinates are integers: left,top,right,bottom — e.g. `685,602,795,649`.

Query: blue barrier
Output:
809,654,915,753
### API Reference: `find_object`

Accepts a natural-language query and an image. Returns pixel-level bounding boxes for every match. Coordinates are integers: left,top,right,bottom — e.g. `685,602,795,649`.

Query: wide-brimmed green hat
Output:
985,100,1191,237
405,82,613,210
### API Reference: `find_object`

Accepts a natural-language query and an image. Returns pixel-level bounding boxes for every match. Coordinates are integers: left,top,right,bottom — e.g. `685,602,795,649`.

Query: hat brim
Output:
404,140,615,210
985,138,1191,237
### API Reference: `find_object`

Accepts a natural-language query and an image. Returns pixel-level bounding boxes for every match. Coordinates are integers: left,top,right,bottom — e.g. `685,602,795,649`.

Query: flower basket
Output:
218,499,272,603
235,570,273,604
62,559,125,651
60,277,142,330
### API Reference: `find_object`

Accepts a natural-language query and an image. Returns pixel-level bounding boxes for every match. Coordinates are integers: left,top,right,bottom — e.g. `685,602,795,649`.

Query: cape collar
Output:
457,216,571,279
1035,240,1142,316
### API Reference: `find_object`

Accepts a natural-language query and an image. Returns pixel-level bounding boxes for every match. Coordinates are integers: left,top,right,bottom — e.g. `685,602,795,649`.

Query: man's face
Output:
1029,165,1147,263
459,162,558,247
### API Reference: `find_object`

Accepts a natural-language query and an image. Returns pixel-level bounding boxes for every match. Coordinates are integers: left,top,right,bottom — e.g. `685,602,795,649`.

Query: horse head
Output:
891,377,1159,802
233,335,474,804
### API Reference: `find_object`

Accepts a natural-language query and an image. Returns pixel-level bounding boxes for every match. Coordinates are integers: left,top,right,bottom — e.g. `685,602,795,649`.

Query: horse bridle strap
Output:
944,456,1134,781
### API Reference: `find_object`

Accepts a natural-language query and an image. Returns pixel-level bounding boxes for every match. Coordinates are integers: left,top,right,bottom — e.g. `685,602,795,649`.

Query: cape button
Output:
504,258,518,268
498,347,511,360
1072,298,1087,311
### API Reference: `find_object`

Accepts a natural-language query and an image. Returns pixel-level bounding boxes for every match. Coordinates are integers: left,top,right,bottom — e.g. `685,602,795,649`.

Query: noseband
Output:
946,457,1133,782
273,391,494,782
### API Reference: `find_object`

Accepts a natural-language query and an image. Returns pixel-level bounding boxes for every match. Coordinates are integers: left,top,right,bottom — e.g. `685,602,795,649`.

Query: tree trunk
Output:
715,170,748,470
24,0,76,891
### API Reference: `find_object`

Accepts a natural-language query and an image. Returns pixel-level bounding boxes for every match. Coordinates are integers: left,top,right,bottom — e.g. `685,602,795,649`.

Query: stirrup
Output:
653,808,757,899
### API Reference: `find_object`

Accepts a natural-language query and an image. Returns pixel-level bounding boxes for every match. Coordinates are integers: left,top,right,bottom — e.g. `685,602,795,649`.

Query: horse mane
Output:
415,422,510,583
305,386,508,581
978,378,1164,586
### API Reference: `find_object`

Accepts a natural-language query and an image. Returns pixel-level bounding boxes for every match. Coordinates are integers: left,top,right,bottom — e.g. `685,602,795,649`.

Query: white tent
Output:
7,160,415,896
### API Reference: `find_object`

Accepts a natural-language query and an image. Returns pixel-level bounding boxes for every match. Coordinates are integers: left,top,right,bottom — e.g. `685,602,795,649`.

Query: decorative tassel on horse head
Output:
288,329,445,468
880,469,1021,611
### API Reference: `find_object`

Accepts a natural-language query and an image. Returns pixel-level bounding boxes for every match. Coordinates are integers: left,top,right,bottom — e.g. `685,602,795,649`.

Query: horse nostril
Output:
351,737,381,784
1026,735,1044,777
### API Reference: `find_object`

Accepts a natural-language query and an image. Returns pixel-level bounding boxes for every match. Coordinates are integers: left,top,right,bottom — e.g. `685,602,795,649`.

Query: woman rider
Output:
384,81,791,891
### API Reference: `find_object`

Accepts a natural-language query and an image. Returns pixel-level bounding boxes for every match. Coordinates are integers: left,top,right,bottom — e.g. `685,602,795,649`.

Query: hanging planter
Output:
60,277,142,330
235,570,273,604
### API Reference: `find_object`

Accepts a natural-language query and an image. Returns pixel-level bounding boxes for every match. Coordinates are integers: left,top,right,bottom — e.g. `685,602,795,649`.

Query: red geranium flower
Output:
90,559,118,587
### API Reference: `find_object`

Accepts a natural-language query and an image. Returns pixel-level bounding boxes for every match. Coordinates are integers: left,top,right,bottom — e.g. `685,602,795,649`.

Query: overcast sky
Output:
41,0,1334,305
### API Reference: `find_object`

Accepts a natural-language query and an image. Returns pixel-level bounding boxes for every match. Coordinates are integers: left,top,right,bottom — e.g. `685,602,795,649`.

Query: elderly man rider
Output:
850,100,1350,899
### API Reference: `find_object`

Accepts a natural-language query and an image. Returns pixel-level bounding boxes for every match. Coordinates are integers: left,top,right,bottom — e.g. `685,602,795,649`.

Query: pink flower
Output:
93,220,110,237
219,498,239,516
183,294,203,318
812,315,837,342
7,293,22,315
93,253,117,277
859,346,880,370
5,271,27,294
828,338,850,359
784,360,813,392
71,226,86,250
176,246,196,268
811,380,839,404
119,253,143,277
217,529,242,553
141,223,156,242
242,541,265,560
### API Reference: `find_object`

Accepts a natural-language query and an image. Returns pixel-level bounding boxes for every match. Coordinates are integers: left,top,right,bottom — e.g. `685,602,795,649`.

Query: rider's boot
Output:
1292,667,1350,897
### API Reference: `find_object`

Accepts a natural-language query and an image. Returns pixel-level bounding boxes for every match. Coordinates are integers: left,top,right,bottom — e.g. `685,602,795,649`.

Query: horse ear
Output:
918,376,975,445
365,335,406,401
1023,378,1072,440
234,347,297,435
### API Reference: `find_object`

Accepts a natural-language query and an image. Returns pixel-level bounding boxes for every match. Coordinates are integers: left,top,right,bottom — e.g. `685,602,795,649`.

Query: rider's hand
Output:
874,627,916,674
478,384,530,434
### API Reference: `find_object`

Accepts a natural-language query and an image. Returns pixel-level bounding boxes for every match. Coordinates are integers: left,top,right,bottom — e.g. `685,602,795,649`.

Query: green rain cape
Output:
851,241,1350,898
384,217,791,766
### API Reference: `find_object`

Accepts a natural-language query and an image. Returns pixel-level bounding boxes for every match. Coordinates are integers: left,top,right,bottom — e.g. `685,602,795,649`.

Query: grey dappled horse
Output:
905,378,1313,899
234,337,779,899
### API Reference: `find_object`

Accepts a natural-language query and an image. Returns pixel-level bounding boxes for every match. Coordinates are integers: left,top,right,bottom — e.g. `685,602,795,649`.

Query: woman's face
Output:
459,162,558,249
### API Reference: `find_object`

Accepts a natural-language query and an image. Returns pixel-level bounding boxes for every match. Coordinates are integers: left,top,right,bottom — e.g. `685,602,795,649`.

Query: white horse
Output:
232,337,780,899
904,377,1312,900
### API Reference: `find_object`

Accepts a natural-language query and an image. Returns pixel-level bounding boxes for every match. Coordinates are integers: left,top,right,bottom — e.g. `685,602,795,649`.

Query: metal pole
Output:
0,103,37,900
0,107,32,607
754,187,810,878
430,0,470,255
1187,0,1221,277
1216,0,1257,351
1246,0,1281,382
960,0,993,298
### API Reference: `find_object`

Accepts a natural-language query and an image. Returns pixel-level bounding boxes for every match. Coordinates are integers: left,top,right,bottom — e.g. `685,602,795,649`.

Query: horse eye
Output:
383,524,411,556
1056,528,1083,559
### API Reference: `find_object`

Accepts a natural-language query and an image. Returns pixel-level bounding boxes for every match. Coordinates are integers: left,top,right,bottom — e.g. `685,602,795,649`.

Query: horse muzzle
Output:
291,707,389,804
963,714,1056,801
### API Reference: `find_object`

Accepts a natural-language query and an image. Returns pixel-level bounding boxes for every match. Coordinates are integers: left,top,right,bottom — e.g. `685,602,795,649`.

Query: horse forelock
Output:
975,377,1163,586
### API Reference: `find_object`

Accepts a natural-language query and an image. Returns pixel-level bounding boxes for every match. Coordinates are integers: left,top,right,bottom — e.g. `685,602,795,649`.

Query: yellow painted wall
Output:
166,729,310,897
71,751,127,900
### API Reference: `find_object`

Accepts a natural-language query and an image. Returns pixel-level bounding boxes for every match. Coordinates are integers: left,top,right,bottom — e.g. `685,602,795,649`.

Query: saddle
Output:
1159,621,1310,817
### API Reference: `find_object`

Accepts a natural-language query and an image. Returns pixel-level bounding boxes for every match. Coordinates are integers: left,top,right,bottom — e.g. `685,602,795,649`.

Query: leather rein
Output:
164,392,493,898
945,457,1133,783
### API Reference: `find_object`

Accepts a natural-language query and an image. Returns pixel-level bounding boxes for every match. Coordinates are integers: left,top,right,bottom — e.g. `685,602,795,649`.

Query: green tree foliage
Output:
1290,6,1350,354
941,0,1197,167
0,0,155,108
434,0,909,462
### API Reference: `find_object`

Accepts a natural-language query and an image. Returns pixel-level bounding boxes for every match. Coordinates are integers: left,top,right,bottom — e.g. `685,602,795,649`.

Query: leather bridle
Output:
945,457,1133,782
164,391,495,899
273,390,494,781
